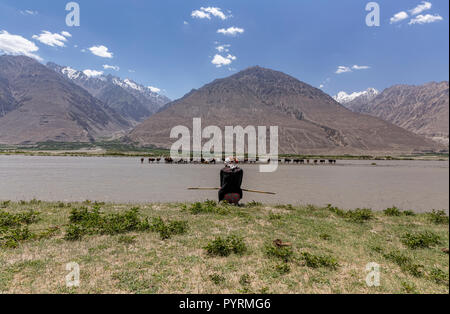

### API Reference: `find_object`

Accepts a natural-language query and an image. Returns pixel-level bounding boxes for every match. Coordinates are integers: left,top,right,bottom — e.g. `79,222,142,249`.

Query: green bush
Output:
326,205,373,222
0,209,41,248
301,252,339,269
204,235,247,257
427,210,449,225
0,210,40,228
401,231,441,249
429,268,449,286
383,250,424,277
384,206,402,216
264,242,294,262
65,207,160,240
149,217,188,239
186,201,231,215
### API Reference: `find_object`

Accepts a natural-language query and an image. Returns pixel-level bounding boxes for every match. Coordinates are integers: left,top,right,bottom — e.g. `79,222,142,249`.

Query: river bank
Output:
0,200,448,294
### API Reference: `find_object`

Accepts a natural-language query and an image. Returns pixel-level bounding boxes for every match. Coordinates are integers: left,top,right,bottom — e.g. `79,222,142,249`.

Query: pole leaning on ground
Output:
187,187,276,195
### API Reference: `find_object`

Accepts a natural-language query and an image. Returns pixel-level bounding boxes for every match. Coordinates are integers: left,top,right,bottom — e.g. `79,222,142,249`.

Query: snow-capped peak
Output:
333,88,379,104
61,66,81,80
123,78,143,92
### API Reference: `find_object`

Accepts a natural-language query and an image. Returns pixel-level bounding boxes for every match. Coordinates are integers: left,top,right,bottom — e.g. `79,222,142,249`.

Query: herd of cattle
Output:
140,157,337,165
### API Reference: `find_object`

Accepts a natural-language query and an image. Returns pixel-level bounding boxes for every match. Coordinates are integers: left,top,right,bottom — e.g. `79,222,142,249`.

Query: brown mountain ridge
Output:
0,55,131,144
345,82,449,145
129,66,440,155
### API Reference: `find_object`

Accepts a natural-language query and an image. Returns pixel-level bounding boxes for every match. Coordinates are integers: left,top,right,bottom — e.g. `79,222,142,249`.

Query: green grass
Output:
1,142,448,160
0,201,448,294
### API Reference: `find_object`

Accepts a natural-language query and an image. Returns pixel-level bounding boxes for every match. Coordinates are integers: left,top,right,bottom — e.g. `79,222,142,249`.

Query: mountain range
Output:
47,63,170,125
0,55,446,154
335,83,449,144
333,88,379,105
0,55,130,144
129,66,439,154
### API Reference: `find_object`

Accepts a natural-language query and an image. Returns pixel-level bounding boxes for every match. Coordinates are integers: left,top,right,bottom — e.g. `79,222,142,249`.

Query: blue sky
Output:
0,0,448,99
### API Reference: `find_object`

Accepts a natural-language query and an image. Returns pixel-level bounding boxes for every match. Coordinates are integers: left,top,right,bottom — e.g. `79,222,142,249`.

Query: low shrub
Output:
204,235,247,257
384,206,416,217
149,217,188,239
401,231,441,249
427,210,449,225
384,206,402,216
383,250,424,277
327,205,373,222
429,268,449,286
301,252,339,270
65,207,160,240
186,201,231,215
264,242,294,262
0,210,40,228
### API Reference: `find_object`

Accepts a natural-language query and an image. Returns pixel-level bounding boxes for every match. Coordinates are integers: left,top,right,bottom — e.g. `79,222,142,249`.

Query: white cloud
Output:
128,69,136,73
192,10,211,19
20,10,38,15
202,7,228,20
216,44,231,53
61,31,72,38
211,54,236,67
409,14,443,25
319,84,324,89
390,11,409,24
103,64,120,71
217,27,244,36
183,21,189,25
147,86,161,93
335,66,352,74
352,65,371,70
88,45,113,58
32,31,69,47
0,30,42,61
83,69,103,77
191,7,229,20
410,1,432,15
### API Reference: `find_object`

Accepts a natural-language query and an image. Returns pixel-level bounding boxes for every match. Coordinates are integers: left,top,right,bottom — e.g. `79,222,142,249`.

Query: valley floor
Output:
0,201,448,294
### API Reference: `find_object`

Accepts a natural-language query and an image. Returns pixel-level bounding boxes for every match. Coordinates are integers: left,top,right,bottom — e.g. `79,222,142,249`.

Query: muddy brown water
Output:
0,155,448,212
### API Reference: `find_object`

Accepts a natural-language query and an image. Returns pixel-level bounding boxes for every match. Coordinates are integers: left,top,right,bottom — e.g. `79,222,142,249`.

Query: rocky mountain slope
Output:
47,63,170,125
129,66,439,155
339,82,449,145
0,55,131,144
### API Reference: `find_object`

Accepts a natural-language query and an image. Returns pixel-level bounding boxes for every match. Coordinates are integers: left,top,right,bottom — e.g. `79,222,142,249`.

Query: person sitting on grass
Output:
219,157,243,204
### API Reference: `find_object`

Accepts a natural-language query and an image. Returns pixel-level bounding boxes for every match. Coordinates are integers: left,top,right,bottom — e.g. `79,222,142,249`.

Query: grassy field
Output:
0,200,448,294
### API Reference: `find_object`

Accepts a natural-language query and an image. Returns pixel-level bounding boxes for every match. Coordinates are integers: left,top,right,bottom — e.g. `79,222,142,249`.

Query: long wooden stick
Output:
188,187,276,195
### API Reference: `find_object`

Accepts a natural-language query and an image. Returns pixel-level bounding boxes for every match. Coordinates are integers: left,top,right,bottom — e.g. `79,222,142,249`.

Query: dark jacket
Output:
219,167,243,201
